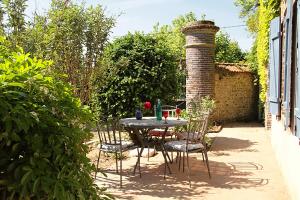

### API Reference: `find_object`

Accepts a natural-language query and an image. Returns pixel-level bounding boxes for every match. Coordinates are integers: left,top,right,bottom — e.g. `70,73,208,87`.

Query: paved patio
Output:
95,123,290,200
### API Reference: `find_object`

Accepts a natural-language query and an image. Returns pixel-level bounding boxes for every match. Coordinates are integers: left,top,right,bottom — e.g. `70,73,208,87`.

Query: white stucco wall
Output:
271,115,300,200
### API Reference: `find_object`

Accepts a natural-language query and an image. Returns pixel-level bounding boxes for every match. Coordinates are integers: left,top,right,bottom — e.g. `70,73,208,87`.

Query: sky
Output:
26,0,253,51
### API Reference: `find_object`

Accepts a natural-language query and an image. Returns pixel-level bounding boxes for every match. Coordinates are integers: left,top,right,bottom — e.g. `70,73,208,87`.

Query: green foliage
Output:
188,95,216,118
234,0,259,36
0,38,111,199
215,31,246,63
93,32,178,118
235,0,280,104
153,12,197,59
257,0,280,102
0,0,115,104
24,0,115,104
152,12,246,63
246,39,258,74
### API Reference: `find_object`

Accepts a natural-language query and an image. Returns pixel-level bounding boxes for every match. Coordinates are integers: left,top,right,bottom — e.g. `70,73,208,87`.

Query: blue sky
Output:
26,0,253,51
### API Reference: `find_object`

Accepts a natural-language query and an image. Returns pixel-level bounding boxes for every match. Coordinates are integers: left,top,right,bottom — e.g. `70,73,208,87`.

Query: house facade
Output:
268,0,300,199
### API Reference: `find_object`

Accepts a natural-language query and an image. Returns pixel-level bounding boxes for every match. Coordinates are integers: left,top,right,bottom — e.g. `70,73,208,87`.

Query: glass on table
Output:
163,111,169,124
176,108,181,120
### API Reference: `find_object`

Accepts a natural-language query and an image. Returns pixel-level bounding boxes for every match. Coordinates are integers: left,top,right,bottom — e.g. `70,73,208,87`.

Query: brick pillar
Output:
182,20,219,109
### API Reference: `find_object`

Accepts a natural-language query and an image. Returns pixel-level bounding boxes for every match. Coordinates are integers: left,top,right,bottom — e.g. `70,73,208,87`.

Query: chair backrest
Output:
161,105,177,117
186,112,209,143
96,118,122,146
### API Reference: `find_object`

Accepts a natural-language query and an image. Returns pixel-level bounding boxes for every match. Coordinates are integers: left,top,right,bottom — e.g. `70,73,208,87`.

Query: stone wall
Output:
212,63,258,122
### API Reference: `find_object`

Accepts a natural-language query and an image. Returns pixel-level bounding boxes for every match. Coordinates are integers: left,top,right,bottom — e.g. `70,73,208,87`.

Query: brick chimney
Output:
182,20,219,109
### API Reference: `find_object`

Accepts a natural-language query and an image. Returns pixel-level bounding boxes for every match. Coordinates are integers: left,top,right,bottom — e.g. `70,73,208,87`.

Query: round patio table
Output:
120,117,188,177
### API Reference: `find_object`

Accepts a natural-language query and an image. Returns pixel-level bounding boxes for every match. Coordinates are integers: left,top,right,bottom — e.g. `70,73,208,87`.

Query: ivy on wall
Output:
257,0,280,102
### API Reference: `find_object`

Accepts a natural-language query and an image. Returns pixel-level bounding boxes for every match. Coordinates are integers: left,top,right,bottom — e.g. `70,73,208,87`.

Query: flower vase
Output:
135,109,143,120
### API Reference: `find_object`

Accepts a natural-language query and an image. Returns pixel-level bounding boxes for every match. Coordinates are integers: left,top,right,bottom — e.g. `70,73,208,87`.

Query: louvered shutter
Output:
269,17,281,115
283,0,293,129
295,1,300,137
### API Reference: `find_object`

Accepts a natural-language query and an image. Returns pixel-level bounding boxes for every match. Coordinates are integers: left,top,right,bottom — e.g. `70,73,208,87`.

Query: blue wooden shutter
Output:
269,17,281,115
295,1,300,137
283,0,293,129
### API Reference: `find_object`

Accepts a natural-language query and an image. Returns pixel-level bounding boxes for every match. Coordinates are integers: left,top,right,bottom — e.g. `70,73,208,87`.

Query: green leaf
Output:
32,177,40,193
10,132,21,142
7,82,25,88
21,170,32,185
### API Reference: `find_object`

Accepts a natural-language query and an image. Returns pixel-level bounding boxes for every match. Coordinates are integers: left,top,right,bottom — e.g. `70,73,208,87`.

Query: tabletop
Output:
120,117,188,129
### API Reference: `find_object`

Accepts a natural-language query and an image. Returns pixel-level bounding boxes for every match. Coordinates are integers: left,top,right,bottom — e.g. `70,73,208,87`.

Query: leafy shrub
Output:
0,38,110,199
93,32,178,118
188,95,216,118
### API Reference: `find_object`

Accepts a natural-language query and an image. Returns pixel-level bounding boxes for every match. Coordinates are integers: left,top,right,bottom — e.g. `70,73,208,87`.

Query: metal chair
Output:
148,105,177,160
94,118,134,187
164,112,211,187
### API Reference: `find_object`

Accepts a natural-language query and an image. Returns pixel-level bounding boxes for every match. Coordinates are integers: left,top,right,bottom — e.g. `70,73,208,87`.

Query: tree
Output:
93,32,178,118
153,12,197,60
234,0,259,36
153,12,246,63
23,0,115,104
215,31,246,63
2,0,27,46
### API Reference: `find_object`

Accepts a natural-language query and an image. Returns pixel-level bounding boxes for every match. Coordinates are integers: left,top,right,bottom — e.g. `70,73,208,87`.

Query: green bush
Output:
93,32,178,118
0,38,110,199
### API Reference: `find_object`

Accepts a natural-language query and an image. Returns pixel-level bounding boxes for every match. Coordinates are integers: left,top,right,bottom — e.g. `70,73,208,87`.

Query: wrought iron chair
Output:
148,105,177,160
164,112,211,186
94,118,134,187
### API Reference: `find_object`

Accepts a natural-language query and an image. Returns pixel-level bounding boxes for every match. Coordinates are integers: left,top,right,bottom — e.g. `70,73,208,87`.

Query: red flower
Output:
144,101,151,110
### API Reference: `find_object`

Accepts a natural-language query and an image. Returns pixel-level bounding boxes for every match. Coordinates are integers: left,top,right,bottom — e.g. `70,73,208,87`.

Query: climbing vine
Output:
257,0,280,102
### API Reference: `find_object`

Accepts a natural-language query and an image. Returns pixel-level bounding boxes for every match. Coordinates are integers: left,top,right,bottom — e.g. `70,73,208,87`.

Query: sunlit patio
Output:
94,123,290,200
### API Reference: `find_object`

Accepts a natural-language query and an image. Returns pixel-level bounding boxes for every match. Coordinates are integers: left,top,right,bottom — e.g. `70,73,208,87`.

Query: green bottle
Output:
156,99,162,121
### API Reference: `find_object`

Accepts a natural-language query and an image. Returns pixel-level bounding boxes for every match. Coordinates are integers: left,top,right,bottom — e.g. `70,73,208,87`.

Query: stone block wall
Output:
212,63,258,122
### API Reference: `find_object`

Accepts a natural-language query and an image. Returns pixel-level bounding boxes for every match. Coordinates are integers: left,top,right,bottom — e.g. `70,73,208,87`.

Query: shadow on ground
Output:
210,137,257,152
93,122,286,200
96,155,268,200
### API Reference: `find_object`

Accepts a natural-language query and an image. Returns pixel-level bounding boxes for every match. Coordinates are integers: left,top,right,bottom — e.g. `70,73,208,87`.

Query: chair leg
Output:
171,136,174,163
201,152,205,162
182,152,185,172
120,151,123,188
147,145,150,161
178,152,181,171
138,148,142,178
204,150,211,179
95,150,101,180
115,152,119,173
186,152,191,187
164,154,167,179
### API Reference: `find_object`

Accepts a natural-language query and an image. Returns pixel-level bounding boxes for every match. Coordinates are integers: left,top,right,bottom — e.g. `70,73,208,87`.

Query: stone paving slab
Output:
95,123,290,200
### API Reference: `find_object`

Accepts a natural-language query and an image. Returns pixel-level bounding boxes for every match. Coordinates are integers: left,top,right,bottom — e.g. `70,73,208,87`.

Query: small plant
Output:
188,95,216,118
200,96,216,113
